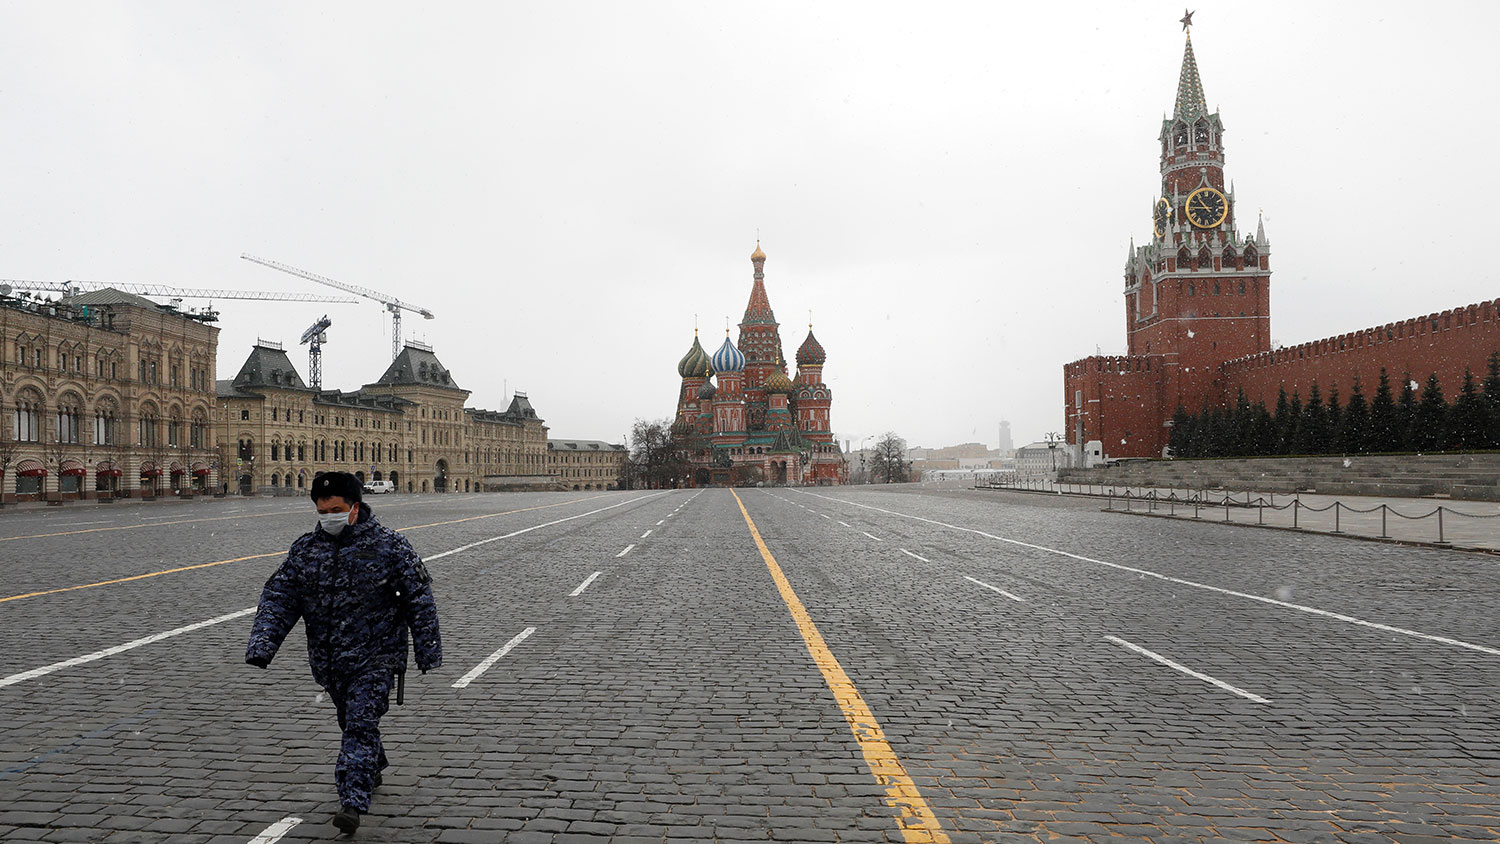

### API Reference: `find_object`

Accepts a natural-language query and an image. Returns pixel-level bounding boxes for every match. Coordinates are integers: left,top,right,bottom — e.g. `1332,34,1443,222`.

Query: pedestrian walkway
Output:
979,478,1500,553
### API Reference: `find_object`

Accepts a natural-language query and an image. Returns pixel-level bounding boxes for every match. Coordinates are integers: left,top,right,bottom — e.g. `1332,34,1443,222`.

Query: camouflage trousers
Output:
329,668,395,811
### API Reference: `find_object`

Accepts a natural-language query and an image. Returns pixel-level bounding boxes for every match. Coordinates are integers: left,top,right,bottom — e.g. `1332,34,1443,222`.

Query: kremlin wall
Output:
1065,27,1500,461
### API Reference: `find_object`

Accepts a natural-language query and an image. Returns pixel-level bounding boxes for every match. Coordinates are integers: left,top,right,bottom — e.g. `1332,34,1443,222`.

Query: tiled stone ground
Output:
1,486,1498,842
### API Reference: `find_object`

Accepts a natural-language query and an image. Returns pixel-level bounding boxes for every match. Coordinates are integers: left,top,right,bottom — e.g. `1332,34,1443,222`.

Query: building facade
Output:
217,341,549,494
1,288,220,502
548,439,627,490
670,245,846,486
1064,24,1500,461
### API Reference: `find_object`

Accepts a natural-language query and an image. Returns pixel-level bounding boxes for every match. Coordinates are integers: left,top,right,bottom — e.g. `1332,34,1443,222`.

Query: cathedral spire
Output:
1173,30,1209,122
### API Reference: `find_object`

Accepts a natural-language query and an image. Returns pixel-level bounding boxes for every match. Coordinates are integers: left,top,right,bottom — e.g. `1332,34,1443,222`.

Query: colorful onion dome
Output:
676,335,713,378
764,369,793,394
711,335,745,373
796,329,826,366
751,241,766,262
670,417,693,436
697,377,717,401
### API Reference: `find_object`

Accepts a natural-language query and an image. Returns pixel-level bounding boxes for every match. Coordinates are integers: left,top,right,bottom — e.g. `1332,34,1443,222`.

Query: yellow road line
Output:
0,553,285,603
730,489,950,843
0,494,615,604
0,510,301,542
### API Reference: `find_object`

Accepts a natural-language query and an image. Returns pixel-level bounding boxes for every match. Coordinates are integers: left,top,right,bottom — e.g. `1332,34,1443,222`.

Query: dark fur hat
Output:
310,471,363,504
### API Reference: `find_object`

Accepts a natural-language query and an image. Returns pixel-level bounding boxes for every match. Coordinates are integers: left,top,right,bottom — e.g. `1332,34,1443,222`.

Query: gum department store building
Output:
0,286,605,501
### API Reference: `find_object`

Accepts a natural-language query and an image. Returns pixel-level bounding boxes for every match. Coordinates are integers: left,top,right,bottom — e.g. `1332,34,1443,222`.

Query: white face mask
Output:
317,510,352,536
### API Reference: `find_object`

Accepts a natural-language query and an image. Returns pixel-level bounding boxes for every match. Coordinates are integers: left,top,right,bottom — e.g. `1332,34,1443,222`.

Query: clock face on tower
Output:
1152,198,1171,237
1185,187,1229,229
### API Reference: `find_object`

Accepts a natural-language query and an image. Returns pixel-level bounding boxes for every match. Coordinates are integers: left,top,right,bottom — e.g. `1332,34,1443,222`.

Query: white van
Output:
363,480,395,495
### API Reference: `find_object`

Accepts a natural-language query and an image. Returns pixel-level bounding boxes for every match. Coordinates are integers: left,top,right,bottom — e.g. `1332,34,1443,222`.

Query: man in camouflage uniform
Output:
246,471,441,834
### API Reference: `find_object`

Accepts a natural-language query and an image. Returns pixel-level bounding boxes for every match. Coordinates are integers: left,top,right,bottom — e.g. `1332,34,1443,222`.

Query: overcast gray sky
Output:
4,2,1496,450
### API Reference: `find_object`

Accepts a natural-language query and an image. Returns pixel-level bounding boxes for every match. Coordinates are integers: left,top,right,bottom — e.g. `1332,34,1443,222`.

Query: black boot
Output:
332,805,361,834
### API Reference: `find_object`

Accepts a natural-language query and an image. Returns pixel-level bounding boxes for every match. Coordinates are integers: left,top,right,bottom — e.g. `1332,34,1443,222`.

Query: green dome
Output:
676,335,713,378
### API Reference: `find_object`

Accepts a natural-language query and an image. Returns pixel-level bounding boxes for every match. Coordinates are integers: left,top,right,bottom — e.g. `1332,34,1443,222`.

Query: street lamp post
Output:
1044,432,1062,474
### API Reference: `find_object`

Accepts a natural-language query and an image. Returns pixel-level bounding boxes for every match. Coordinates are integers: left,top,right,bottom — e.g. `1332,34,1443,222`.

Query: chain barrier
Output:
980,476,1500,546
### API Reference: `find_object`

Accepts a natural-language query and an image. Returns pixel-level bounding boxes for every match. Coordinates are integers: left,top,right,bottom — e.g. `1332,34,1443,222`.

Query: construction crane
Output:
0,279,357,305
299,315,333,390
240,254,436,361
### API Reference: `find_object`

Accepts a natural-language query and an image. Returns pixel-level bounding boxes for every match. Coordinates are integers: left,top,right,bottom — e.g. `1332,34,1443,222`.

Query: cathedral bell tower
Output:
1124,15,1272,412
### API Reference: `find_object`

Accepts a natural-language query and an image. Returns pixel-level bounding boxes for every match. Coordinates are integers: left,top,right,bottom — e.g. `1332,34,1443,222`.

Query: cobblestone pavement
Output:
2,486,1499,843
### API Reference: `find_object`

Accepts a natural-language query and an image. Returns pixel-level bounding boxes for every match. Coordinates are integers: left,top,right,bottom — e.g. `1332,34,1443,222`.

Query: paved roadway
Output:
1,486,1498,843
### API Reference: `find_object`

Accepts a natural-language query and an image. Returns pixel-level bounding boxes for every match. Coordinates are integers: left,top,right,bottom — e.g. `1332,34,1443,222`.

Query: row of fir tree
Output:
1168,353,1500,458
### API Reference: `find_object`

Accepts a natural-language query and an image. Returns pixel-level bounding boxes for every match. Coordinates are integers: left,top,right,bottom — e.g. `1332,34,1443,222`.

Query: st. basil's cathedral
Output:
671,244,847,486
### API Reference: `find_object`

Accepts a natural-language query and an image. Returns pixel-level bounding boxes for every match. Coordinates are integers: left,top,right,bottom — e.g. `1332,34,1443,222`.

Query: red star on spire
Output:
1180,9,1194,31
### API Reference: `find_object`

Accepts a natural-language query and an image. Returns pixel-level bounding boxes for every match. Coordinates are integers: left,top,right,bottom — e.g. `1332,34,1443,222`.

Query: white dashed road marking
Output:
838,521,852,528
453,627,536,689
0,607,256,688
861,531,883,542
1104,635,1270,704
616,544,635,557
797,490,1500,660
963,574,1025,603
656,520,664,526
569,571,603,597
641,530,652,539
899,549,930,563
426,494,666,562
247,817,304,844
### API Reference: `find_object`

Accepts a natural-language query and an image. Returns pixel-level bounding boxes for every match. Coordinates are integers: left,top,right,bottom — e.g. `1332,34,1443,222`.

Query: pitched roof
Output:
507,393,538,418
230,344,312,391
547,439,626,451
370,345,465,391
60,287,168,310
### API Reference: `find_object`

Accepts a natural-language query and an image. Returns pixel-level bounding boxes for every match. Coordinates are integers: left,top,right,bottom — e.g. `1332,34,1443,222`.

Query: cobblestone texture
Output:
0,487,1497,842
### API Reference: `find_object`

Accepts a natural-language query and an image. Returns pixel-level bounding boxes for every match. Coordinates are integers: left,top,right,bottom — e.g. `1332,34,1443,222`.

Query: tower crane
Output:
240,254,436,361
300,315,333,390
0,278,357,307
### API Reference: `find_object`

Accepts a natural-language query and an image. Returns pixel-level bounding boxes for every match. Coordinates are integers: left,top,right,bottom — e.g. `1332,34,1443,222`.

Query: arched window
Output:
1177,247,1191,269
138,406,160,448
1173,122,1188,146
190,408,207,449
56,396,81,444
1222,248,1237,270
14,392,42,442
1198,247,1213,268
1187,282,1196,297
1194,120,1209,143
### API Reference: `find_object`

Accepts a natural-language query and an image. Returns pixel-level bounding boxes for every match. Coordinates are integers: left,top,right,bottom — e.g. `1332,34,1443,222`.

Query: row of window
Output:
10,405,205,447
11,341,209,389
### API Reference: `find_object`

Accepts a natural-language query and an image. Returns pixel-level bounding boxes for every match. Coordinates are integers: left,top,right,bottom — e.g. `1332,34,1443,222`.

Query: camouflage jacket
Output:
245,504,442,686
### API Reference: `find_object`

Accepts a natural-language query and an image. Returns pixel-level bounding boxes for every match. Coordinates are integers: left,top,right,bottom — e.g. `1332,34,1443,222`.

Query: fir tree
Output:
1326,385,1343,454
1253,400,1277,456
1396,374,1419,451
1298,383,1330,454
1272,388,1294,454
1483,351,1500,448
1340,377,1370,454
1411,373,1447,452
1447,368,1490,451
1369,369,1400,453
1168,405,1193,458
1284,392,1304,454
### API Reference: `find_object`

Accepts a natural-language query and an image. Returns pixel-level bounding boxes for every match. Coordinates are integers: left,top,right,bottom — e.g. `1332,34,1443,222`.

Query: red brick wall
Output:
1064,356,1169,458
1224,299,1500,405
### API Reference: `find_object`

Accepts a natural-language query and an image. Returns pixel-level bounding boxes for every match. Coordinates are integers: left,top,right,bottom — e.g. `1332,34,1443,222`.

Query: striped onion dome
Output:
697,377,717,401
676,335,713,378
795,329,826,366
764,369,794,394
711,335,745,373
